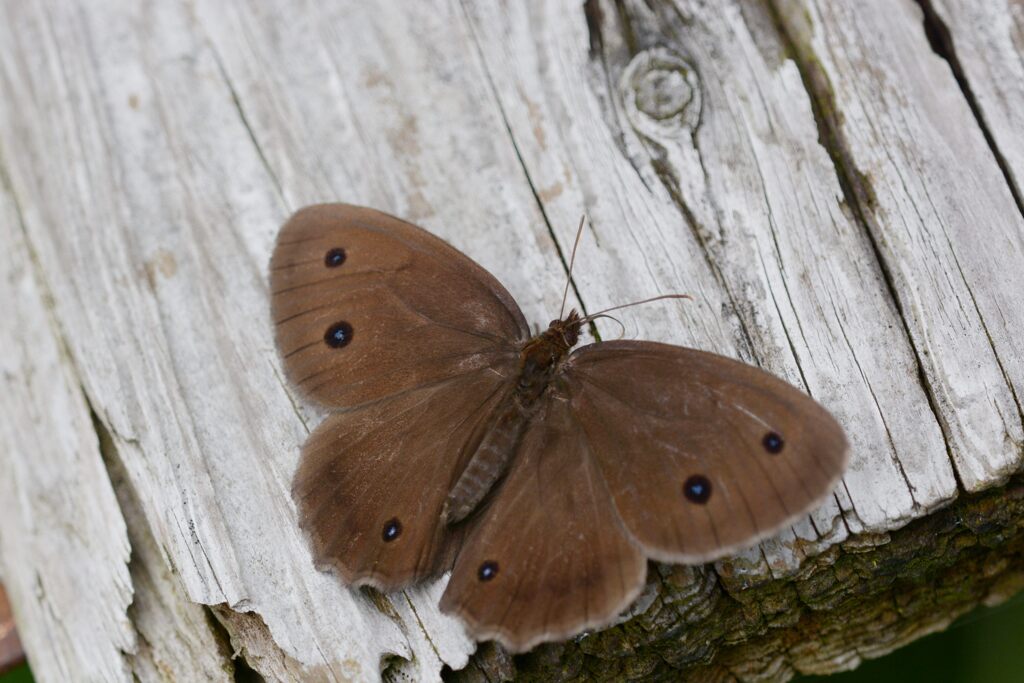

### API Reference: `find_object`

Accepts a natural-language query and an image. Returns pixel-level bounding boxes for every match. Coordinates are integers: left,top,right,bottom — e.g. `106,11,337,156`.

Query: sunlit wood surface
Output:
1,0,1022,680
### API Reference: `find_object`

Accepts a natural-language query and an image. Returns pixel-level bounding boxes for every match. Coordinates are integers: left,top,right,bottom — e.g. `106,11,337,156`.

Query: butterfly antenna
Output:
577,294,693,324
559,214,587,319
586,313,626,339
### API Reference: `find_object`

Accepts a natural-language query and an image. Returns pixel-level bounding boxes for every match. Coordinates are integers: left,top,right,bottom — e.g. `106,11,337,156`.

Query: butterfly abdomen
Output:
442,313,581,525
442,399,529,524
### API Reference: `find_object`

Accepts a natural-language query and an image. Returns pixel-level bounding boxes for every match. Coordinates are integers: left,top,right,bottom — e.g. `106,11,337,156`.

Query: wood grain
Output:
777,0,1024,491
927,0,1024,201
1,0,1022,680
0,166,136,682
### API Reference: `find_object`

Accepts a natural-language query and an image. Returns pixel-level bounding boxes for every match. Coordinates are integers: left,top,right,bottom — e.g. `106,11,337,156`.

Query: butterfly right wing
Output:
293,367,514,590
439,395,647,653
561,341,849,565
271,204,529,409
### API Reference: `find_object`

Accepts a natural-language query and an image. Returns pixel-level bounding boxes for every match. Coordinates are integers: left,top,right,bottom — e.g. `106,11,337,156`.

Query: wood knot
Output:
621,48,701,138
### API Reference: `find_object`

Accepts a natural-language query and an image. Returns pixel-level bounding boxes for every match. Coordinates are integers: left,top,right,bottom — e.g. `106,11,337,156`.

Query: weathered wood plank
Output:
463,0,959,579
1,1,488,679
776,0,1024,491
0,145,234,682
0,0,586,678
99,420,237,683
1,0,1023,680
0,170,135,681
927,0,1024,201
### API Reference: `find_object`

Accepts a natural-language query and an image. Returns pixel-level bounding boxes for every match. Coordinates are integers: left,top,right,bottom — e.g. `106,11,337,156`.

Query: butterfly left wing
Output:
439,395,647,653
294,367,513,590
560,341,849,564
271,204,529,409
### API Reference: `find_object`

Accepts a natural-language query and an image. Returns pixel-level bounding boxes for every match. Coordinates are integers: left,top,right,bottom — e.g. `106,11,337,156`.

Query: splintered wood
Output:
0,1,1021,681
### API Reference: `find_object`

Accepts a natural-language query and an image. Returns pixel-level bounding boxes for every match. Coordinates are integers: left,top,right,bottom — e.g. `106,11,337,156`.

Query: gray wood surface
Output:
1,1,1021,681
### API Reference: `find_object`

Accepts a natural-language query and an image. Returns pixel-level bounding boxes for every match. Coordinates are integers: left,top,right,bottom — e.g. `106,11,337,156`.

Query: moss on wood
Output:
450,476,1024,681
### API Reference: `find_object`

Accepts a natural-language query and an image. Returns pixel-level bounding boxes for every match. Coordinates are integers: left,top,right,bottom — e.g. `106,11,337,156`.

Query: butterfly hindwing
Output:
561,341,849,563
439,396,647,653
293,369,514,589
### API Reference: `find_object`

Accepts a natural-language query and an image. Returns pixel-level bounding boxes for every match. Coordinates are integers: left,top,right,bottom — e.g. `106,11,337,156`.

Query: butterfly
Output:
270,204,848,653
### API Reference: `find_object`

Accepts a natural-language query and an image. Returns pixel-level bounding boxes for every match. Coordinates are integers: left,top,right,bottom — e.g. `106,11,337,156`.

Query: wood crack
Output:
457,0,598,339
916,0,1024,222
764,0,963,492
207,42,288,211
828,292,919,508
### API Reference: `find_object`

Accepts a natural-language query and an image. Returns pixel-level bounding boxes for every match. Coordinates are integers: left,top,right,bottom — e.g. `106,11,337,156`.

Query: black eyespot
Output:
683,475,712,504
478,561,499,582
324,248,346,267
763,432,784,454
382,518,402,542
324,321,353,348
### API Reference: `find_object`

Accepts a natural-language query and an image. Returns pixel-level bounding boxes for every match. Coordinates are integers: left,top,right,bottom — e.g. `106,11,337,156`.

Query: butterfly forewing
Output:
439,396,647,653
562,341,849,563
270,204,529,408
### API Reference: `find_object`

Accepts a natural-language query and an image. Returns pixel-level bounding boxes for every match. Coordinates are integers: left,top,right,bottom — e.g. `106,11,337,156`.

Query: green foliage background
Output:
0,666,29,683
798,592,1024,682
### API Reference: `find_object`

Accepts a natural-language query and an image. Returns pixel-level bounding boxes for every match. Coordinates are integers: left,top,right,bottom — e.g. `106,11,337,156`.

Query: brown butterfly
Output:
271,204,848,653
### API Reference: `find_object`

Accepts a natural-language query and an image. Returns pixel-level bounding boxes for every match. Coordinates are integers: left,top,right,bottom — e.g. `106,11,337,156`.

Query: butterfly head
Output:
519,310,582,382
547,309,583,350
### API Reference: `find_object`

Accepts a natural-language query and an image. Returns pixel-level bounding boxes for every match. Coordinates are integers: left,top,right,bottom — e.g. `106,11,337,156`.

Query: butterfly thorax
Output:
441,310,582,525
514,309,583,405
